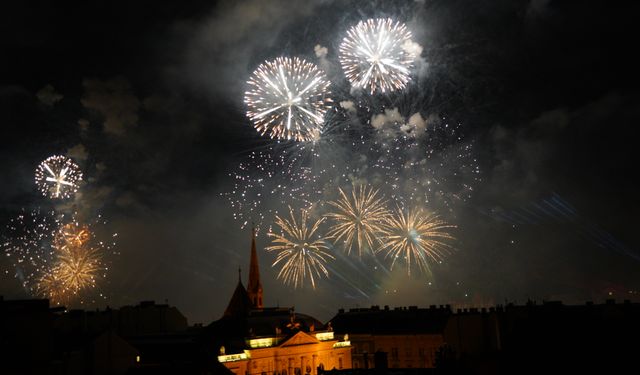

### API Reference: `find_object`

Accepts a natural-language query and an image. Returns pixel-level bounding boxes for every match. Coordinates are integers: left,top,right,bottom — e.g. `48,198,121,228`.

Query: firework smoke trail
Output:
379,208,455,276
245,57,332,142
339,18,417,94
266,207,334,289
358,113,480,212
34,155,83,199
325,184,390,256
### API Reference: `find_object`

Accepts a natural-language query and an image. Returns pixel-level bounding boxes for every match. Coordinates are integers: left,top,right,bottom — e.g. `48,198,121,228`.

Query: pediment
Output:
279,331,320,347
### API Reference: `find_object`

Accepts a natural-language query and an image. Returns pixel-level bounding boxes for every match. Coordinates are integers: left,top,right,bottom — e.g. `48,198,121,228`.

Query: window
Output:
391,347,399,360
418,348,425,358
338,358,343,369
405,346,412,357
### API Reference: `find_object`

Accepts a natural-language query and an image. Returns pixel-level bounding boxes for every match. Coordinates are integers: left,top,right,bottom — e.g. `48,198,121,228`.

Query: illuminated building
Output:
209,230,352,375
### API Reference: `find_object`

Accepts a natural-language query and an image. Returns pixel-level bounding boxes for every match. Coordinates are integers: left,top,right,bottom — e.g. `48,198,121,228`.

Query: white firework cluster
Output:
228,17,480,289
223,145,324,231
245,57,332,142
1,209,62,291
339,18,417,94
34,155,83,199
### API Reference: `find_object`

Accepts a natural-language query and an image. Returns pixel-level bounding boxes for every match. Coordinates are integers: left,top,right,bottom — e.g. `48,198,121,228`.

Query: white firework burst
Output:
244,57,332,142
35,155,83,199
339,18,417,94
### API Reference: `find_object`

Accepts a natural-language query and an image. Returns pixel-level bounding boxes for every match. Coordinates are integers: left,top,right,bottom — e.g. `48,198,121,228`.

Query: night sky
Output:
1,0,639,325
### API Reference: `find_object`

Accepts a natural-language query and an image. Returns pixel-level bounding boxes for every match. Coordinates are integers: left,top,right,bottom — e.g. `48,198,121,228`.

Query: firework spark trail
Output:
225,115,479,234
378,208,455,276
35,155,83,199
2,209,62,292
326,184,390,256
245,57,332,142
266,207,334,289
223,145,325,231
339,18,417,94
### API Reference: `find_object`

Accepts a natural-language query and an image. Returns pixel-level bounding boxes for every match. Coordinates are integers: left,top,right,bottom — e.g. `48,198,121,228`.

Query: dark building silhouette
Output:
328,300,640,374
0,297,59,374
330,305,450,369
3,231,640,375
247,227,264,309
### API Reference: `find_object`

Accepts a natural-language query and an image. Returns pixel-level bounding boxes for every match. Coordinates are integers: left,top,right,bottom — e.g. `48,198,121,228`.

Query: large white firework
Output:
244,57,332,142
35,155,83,199
339,18,417,94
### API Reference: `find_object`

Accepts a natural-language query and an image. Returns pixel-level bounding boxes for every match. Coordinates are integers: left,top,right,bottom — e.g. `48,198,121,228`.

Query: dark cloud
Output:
36,84,63,106
81,77,141,136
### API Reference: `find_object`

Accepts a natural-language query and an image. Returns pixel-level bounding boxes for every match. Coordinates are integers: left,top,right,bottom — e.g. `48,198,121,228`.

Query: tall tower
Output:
247,227,263,308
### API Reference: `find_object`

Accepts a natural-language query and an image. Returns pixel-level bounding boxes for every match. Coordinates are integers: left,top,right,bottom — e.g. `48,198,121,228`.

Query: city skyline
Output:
1,0,639,325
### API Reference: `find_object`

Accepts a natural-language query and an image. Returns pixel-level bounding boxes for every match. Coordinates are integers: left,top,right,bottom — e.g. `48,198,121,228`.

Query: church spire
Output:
247,226,263,308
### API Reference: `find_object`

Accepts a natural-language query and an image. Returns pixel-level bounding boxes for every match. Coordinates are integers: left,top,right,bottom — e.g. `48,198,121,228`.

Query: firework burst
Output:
54,222,91,252
245,57,332,142
53,243,102,293
35,155,83,199
3,210,116,305
339,18,417,94
326,184,390,256
266,207,334,289
378,208,455,276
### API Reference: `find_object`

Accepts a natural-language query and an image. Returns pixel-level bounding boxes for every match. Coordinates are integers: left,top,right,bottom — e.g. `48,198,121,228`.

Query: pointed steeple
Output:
223,269,252,317
247,226,263,308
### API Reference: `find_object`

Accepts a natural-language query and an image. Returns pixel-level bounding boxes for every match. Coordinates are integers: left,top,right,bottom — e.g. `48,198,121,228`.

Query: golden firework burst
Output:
267,207,334,289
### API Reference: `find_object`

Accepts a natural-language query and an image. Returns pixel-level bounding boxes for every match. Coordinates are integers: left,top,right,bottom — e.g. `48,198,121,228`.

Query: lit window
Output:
136,355,140,363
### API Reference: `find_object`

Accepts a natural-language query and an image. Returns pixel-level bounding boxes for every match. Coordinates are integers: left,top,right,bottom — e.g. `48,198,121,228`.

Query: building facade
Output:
213,230,352,375
329,305,450,369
